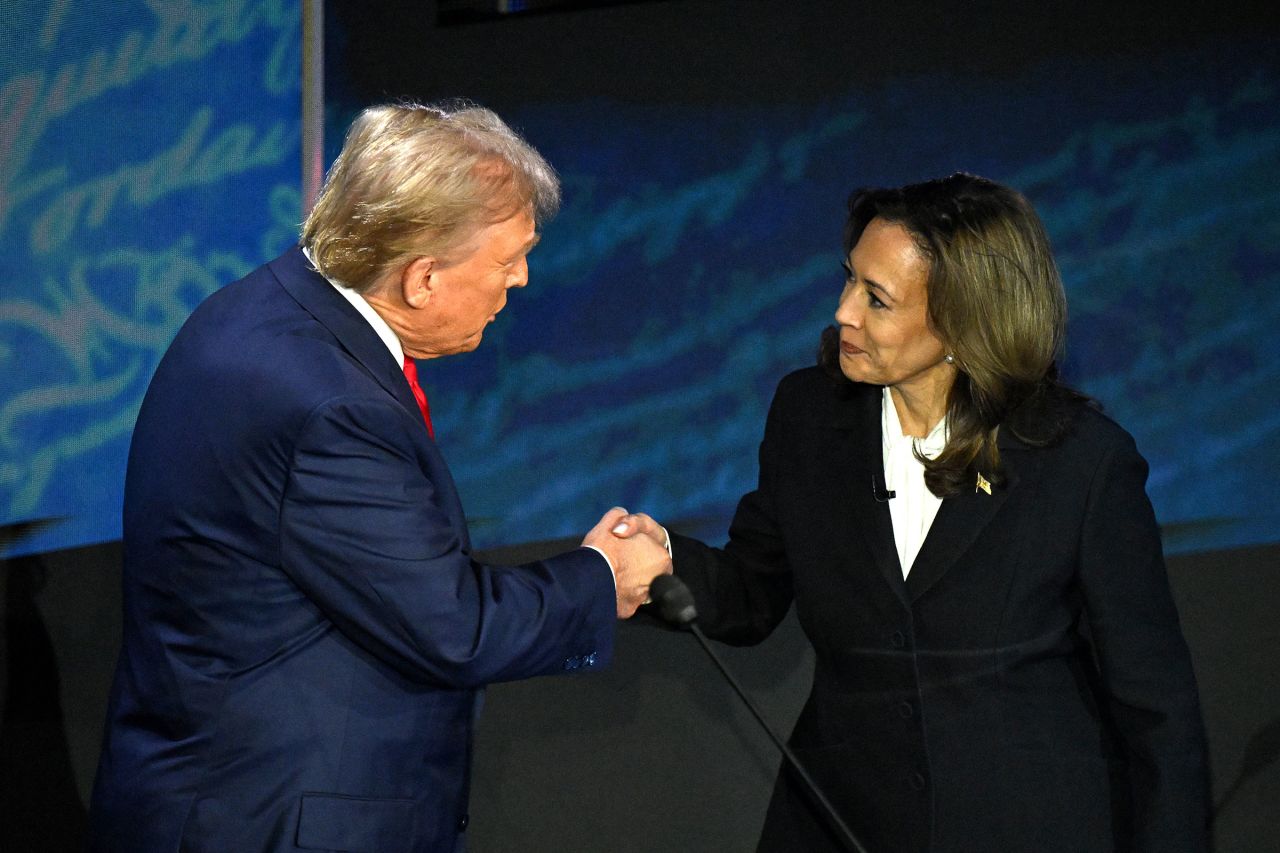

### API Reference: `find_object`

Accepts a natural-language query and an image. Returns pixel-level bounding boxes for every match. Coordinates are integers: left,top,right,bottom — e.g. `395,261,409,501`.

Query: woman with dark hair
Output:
616,174,1209,852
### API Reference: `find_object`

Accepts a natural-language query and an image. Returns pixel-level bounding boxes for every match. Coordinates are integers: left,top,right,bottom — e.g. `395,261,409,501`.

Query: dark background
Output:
5,538,1277,850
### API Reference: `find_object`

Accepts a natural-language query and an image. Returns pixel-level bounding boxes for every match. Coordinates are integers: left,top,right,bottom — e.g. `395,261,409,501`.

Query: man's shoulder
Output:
178,247,303,333
156,252,379,416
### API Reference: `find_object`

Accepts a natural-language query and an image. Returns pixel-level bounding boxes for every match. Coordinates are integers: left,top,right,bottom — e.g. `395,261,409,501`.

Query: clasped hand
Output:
582,507,672,618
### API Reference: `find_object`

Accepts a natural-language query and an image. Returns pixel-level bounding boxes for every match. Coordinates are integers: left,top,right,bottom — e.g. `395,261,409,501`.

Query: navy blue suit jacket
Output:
88,247,615,852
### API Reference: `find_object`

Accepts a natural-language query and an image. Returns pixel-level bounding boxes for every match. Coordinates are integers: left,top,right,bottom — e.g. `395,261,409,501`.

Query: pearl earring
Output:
943,354,955,364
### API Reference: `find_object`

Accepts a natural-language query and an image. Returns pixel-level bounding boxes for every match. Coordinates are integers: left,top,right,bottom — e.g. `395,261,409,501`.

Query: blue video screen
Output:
397,41,1280,556
2,2,1276,559
0,0,301,556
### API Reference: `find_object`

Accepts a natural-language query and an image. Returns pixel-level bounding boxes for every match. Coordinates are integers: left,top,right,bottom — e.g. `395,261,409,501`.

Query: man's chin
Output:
449,334,484,355
409,331,485,359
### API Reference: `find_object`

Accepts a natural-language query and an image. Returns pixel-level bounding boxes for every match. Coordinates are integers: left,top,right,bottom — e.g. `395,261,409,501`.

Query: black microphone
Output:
648,574,869,853
871,472,895,502
650,573,697,626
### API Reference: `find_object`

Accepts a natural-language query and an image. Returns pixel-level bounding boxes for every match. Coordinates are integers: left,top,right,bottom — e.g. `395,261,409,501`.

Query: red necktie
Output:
401,355,434,438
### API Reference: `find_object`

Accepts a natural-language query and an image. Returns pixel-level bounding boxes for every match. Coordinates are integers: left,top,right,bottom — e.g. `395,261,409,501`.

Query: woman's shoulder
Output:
773,366,877,419
776,365,875,400
1017,386,1139,458
1067,399,1142,453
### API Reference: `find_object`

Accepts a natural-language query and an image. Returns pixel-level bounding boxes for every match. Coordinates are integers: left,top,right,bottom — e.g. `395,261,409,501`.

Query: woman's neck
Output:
889,379,951,438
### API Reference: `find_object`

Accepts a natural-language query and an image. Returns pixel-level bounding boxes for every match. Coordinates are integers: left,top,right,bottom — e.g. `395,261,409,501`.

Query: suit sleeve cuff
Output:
582,544,617,592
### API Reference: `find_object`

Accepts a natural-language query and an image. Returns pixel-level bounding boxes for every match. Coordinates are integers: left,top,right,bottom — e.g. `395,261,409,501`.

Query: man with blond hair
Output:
88,103,669,853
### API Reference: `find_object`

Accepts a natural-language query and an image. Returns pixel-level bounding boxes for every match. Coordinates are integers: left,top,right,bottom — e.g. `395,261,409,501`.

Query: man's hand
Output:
583,508,672,618
608,511,668,550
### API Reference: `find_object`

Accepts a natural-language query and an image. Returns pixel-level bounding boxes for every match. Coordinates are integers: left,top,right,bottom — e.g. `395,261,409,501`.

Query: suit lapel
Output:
268,248,472,548
830,385,909,607
269,247,423,424
904,431,1036,602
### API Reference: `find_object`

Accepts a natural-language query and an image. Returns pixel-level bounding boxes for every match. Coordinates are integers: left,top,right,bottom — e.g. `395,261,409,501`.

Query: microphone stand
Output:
685,623,871,853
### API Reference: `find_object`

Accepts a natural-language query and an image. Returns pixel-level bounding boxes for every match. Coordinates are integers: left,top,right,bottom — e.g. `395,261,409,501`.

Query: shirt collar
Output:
302,246,404,365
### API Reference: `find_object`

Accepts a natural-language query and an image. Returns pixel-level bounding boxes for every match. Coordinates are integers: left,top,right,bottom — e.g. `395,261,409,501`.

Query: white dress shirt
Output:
303,247,404,364
881,387,948,578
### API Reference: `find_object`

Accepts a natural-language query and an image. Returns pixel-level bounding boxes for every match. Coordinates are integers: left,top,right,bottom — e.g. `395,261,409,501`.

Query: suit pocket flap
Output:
297,793,417,852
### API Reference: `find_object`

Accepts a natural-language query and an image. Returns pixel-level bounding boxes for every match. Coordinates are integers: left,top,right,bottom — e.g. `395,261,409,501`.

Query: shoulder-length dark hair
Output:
819,172,1084,497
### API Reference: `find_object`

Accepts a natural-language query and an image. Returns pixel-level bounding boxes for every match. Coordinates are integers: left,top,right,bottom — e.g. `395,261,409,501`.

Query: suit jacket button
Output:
897,701,914,719
909,771,927,791
891,631,906,648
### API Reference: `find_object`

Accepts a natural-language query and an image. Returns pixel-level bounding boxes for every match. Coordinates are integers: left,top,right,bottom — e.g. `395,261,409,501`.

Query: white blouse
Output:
881,387,948,578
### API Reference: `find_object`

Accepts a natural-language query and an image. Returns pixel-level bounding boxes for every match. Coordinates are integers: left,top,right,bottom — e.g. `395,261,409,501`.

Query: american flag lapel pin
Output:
975,473,992,495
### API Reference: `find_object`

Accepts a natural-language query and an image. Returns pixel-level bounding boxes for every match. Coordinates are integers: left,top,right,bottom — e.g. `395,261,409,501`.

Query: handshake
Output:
582,507,672,618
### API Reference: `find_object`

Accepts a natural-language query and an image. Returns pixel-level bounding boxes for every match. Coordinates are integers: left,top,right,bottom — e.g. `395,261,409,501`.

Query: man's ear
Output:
400,256,437,309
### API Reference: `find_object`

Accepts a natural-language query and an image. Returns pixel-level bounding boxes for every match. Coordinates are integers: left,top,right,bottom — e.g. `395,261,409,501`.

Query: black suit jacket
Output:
672,367,1208,853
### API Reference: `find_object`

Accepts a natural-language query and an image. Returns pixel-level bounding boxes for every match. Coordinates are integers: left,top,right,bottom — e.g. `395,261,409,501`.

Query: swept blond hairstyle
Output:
301,101,561,293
